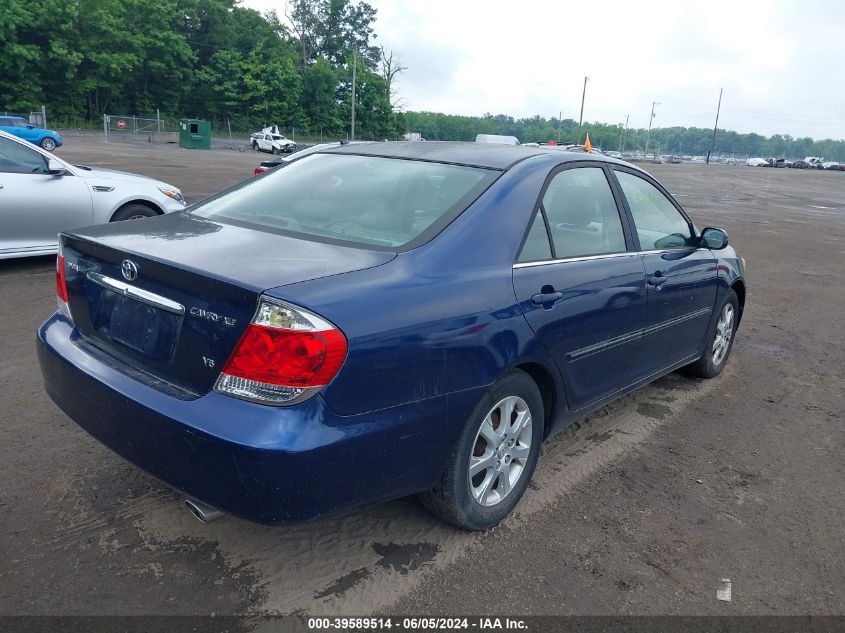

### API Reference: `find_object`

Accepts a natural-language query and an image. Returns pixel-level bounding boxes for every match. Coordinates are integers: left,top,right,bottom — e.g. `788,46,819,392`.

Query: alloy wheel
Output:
469,395,533,507
712,303,734,366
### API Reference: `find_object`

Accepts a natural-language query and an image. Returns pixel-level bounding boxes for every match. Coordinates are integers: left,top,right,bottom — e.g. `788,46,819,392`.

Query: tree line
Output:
404,112,845,161
0,0,400,139
1,0,841,158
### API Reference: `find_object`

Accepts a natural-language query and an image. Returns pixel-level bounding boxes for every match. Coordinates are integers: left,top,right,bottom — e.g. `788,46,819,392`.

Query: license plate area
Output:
90,286,181,361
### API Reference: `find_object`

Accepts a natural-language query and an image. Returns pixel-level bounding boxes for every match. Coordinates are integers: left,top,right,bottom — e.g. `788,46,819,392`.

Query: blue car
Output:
0,115,63,151
37,143,746,530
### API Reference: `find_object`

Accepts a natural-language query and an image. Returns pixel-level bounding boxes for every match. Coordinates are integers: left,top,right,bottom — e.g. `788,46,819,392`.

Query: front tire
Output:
111,204,158,222
684,289,738,378
420,370,543,531
40,137,57,151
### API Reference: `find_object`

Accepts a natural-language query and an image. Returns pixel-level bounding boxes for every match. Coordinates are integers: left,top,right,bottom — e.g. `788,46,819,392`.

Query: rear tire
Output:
40,137,57,151
111,204,158,222
419,370,543,531
251,140,258,151
683,289,738,378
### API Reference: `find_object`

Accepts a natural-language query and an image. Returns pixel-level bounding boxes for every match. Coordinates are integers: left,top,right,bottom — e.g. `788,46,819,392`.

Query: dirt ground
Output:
1,135,842,619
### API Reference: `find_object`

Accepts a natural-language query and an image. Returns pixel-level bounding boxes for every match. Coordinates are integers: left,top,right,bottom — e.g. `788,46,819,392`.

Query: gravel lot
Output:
1,136,842,619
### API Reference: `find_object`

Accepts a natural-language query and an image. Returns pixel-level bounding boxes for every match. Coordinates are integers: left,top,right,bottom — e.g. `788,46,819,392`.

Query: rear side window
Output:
193,154,496,249
517,210,553,263
541,167,626,258
614,171,693,250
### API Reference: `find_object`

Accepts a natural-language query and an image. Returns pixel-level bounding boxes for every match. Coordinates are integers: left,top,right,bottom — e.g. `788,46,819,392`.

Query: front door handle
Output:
531,291,564,305
647,271,667,289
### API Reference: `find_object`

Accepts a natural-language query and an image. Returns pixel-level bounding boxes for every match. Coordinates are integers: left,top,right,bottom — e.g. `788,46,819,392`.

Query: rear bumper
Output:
37,314,482,523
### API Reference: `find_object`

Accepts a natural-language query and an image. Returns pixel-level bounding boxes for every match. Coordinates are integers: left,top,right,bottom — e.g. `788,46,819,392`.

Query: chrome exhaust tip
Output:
185,498,223,523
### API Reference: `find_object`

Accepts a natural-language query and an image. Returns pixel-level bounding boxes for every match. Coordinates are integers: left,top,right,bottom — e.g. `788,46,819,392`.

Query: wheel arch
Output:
513,361,557,439
731,278,746,325
110,199,164,221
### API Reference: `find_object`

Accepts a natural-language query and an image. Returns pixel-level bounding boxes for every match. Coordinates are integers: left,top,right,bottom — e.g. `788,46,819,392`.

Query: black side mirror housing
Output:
700,227,729,250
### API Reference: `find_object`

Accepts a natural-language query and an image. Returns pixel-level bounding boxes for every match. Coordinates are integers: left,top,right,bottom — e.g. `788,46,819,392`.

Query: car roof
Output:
318,141,626,170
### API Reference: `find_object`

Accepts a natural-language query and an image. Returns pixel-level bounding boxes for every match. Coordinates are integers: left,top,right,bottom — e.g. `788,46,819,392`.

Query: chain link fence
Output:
103,112,179,143
100,112,388,150
1,106,47,127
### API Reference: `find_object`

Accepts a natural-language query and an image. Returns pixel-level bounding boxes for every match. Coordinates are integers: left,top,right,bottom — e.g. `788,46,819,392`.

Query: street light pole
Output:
707,88,723,165
577,76,588,144
557,110,562,143
351,53,357,141
645,101,659,156
620,113,629,152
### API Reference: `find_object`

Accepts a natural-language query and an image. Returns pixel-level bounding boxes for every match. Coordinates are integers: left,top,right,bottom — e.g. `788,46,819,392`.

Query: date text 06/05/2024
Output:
306,617,529,630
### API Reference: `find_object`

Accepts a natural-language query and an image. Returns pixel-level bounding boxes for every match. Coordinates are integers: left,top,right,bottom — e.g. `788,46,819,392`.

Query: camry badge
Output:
121,259,139,281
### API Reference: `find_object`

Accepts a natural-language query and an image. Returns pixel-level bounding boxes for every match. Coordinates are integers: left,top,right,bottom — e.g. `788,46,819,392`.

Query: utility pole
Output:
557,110,562,143
619,114,629,152
707,88,723,165
351,53,357,141
577,76,588,144
645,101,659,156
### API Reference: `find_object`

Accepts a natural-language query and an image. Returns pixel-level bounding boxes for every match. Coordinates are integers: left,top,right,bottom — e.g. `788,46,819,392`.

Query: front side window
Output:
0,136,47,174
615,171,693,250
193,153,496,249
541,167,626,259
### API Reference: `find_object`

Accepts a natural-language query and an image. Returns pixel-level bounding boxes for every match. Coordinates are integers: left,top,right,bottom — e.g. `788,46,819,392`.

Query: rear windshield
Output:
192,153,497,248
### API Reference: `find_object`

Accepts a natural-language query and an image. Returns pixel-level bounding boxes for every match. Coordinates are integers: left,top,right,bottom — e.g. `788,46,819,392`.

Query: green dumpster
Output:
179,119,212,149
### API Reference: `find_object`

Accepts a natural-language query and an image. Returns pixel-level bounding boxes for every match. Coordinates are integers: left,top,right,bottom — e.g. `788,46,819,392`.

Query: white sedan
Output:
0,130,187,259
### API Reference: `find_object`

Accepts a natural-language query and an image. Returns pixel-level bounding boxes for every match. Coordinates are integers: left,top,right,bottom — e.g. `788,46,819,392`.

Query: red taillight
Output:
214,298,347,405
254,166,269,176
223,325,347,388
56,254,68,302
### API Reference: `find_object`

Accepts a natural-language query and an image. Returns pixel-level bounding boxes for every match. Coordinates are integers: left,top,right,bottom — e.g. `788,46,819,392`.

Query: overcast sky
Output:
243,0,845,140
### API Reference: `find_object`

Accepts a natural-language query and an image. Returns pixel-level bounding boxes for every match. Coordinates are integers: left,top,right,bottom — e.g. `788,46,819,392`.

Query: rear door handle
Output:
531,291,564,305
647,271,667,289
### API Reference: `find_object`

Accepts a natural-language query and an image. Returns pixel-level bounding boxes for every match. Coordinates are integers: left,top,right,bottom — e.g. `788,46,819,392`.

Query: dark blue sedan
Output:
37,142,746,530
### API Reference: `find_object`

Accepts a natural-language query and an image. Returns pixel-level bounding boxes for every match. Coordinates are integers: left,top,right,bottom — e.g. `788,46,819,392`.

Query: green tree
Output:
302,56,341,133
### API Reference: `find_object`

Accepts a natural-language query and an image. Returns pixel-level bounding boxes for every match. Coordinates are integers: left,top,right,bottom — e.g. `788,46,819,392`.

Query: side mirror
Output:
700,227,729,250
26,124,35,129
47,158,66,176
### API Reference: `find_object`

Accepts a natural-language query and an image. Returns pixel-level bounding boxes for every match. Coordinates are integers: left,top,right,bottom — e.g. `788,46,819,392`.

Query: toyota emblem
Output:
121,259,139,281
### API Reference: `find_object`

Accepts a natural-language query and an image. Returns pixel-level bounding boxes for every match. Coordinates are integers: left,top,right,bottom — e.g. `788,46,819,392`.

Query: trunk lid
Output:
62,213,395,396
